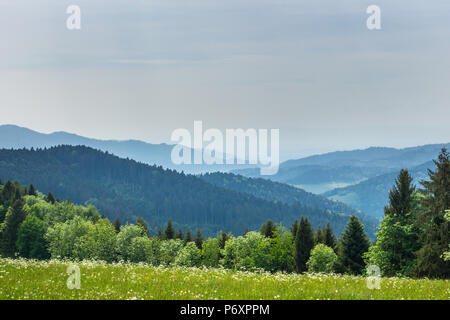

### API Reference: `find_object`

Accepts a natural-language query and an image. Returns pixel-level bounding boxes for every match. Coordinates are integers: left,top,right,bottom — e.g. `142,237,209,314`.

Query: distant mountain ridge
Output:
0,124,250,174
323,160,435,219
233,143,450,193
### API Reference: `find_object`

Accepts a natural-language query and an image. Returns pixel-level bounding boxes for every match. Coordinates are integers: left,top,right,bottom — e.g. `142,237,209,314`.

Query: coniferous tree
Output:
337,215,370,275
294,216,315,273
242,227,249,236
291,219,298,238
176,228,183,240
322,223,337,252
164,219,175,240
2,180,16,203
415,148,450,278
314,225,323,245
113,218,121,233
384,169,415,216
136,217,149,236
194,228,204,249
218,230,229,250
157,227,164,240
46,192,56,204
28,184,37,197
184,228,193,245
260,219,277,238
0,197,26,257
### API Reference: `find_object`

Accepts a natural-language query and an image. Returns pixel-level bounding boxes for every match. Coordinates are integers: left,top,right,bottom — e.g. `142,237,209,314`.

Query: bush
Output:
306,244,337,273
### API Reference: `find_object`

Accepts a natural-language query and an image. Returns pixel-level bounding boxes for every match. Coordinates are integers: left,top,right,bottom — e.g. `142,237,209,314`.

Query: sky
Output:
0,0,449,161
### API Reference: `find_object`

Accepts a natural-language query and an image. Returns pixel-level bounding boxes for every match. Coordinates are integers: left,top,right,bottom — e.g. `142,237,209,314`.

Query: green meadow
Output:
0,258,448,300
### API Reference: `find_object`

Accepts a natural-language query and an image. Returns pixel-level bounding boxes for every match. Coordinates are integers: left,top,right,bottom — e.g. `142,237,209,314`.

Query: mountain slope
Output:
323,161,434,219
0,124,249,174
200,172,378,231
0,145,375,237
233,144,450,193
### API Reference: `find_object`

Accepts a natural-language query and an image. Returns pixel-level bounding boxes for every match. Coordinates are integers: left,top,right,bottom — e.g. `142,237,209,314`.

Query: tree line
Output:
0,149,448,278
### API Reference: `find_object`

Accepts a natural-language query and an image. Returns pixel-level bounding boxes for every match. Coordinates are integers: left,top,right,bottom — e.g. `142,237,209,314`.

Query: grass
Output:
0,258,448,300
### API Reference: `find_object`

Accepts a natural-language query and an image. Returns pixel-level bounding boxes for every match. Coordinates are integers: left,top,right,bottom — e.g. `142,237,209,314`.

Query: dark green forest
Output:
0,146,373,237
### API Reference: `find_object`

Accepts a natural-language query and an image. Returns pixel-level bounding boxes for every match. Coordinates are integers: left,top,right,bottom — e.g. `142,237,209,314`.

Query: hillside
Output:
0,146,376,237
323,161,434,218
233,144,450,193
0,125,249,174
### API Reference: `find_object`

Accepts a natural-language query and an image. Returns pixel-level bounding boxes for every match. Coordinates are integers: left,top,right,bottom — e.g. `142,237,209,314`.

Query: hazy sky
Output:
1,0,449,160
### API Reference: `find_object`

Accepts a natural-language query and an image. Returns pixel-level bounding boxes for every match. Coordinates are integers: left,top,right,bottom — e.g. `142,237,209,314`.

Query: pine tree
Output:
184,229,193,245
28,184,37,197
176,228,183,240
218,230,229,249
0,197,26,257
291,219,298,238
46,192,56,204
242,227,249,236
337,215,370,275
294,217,315,273
136,217,149,236
194,228,204,249
260,219,277,238
1,180,16,203
164,219,175,240
113,218,121,233
384,169,415,216
322,223,337,252
157,227,164,240
314,225,323,245
415,148,450,278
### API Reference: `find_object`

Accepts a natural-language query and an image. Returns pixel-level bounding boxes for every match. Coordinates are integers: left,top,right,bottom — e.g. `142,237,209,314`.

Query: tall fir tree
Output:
218,230,229,250
184,228,193,245
194,228,204,249
415,148,450,278
28,184,37,197
113,218,121,233
294,216,315,273
136,217,149,236
322,223,337,252
176,228,183,240
46,192,56,204
314,225,324,245
291,219,299,239
0,197,26,257
384,169,415,216
337,215,370,275
164,219,175,240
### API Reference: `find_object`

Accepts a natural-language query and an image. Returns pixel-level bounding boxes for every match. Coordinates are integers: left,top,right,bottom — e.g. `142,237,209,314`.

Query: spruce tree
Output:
164,219,175,240
0,197,26,257
218,230,229,249
291,219,298,238
194,228,204,249
46,192,56,204
322,223,337,252
28,184,37,197
184,228,193,245
337,215,370,275
384,169,415,216
2,180,15,203
113,218,121,233
314,225,323,245
136,217,149,236
157,227,164,240
242,227,249,236
176,228,183,240
415,148,450,278
294,217,315,273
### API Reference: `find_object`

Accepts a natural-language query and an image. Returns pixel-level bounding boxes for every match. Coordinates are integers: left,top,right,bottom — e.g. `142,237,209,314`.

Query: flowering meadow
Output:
0,258,448,300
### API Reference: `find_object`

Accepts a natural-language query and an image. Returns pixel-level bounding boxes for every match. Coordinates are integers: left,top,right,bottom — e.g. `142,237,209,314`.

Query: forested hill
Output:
199,172,373,219
0,146,376,237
